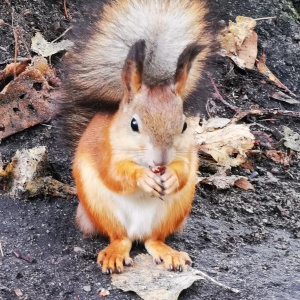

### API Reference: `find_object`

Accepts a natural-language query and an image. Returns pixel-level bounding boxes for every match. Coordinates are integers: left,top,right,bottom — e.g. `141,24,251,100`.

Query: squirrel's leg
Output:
97,238,133,274
144,239,191,272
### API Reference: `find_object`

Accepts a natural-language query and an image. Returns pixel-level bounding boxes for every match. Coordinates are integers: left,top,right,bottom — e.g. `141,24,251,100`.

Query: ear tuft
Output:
174,43,204,96
122,40,146,98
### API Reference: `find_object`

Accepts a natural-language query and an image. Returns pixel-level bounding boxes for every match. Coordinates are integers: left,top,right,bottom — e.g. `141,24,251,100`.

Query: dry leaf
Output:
198,167,254,190
192,117,255,167
0,56,59,140
0,146,76,198
237,30,258,69
111,254,204,300
219,16,258,69
265,150,285,164
234,178,255,190
283,126,300,152
256,54,296,97
0,59,30,81
241,160,254,172
31,32,74,57
271,91,300,105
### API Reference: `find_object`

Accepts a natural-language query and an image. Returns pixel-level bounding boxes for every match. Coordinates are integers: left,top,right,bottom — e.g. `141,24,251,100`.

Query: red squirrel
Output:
62,0,212,274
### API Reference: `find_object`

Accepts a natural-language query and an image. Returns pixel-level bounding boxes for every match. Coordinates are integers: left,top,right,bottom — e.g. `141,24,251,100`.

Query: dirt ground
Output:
1,0,300,299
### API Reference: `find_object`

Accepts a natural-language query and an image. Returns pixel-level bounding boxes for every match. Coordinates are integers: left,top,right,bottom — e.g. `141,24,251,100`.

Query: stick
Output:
51,26,73,43
254,16,277,21
195,270,240,294
209,76,241,113
63,0,69,19
231,109,300,124
0,242,4,257
11,8,18,79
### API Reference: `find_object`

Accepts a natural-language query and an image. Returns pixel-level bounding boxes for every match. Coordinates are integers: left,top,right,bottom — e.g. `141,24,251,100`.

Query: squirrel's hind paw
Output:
97,239,133,274
145,240,191,272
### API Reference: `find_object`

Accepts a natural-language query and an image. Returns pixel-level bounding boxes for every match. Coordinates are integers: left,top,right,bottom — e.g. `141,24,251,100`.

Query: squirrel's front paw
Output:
161,168,179,195
137,169,163,197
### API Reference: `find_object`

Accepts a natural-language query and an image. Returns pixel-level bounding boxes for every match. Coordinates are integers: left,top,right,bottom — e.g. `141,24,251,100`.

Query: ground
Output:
1,0,300,299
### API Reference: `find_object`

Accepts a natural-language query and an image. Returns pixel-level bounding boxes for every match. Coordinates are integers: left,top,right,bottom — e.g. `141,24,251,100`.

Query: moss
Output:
287,0,300,20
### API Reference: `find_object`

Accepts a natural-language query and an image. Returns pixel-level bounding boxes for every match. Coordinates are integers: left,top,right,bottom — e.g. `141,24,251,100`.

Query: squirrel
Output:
62,0,212,274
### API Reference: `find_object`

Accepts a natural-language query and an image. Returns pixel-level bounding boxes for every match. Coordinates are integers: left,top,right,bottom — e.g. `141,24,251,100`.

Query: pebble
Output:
271,167,280,174
83,285,91,292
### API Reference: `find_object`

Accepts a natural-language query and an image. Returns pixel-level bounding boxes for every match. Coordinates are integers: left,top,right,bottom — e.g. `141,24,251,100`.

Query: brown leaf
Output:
256,54,296,97
234,178,255,190
237,30,258,69
0,56,59,140
219,16,258,69
240,160,254,172
0,59,30,81
264,150,284,164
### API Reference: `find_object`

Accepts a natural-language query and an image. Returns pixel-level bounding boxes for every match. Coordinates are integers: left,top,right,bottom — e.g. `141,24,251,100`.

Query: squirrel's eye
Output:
182,121,187,133
131,118,139,132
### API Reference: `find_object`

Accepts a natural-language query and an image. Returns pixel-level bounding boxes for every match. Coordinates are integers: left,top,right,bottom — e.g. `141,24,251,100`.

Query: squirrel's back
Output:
62,0,212,146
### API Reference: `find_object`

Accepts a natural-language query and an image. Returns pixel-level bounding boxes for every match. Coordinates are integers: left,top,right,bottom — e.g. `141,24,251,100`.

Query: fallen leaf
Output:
111,254,204,300
256,54,296,97
0,146,76,198
240,160,254,172
0,59,30,81
192,117,255,167
283,126,300,152
0,56,59,140
237,30,258,69
198,167,253,190
31,32,74,57
219,16,258,69
265,150,285,164
234,178,255,190
271,91,300,105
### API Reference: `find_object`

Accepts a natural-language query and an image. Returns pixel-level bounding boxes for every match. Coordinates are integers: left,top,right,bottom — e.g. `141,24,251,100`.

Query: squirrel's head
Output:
112,40,202,167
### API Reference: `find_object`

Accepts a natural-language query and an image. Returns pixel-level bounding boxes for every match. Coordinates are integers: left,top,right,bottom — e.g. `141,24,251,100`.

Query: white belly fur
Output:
112,191,167,240
79,160,168,240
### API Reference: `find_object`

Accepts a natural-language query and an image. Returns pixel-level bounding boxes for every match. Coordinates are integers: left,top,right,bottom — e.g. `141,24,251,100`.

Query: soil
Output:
1,1,300,300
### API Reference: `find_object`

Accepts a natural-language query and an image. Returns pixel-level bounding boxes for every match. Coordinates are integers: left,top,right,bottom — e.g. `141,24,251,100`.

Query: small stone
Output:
53,21,60,31
83,285,91,292
74,246,86,253
271,168,280,175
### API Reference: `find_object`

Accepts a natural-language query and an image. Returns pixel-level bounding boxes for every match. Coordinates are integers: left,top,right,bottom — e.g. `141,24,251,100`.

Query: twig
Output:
0,57,30,65
63,0,69,19
11,8,18,79
231,109,300,124
0,242,4,257
195,270,240,294
51,26,73,43
254,16,277,21
209,76,241,113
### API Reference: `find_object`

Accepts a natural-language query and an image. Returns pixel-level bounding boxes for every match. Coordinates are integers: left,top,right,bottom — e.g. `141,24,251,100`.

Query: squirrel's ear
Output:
174,43,203,96
122,40,146,99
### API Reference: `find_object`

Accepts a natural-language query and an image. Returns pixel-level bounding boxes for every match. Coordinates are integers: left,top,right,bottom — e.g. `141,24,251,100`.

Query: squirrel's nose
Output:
153,149,170,166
